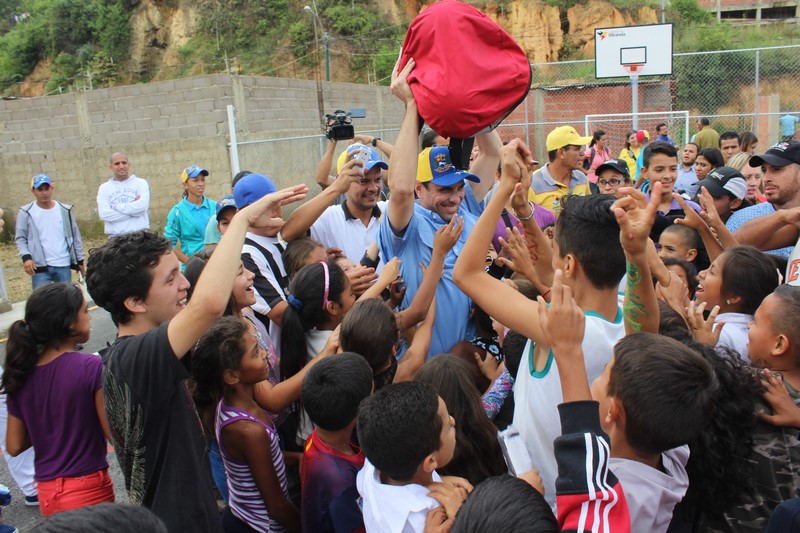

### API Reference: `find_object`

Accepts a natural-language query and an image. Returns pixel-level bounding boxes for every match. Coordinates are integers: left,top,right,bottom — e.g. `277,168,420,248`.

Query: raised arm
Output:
612,184,661,335
280,160,361,241
673,193,724,261
385,58,418,234
733,205,800,251
168,185,308,358
454,140,546,343
353,134,393,158
468,131,503,202
315,139,338,190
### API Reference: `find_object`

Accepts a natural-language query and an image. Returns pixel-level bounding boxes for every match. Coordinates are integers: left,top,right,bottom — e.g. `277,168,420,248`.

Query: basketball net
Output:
624,64,643,81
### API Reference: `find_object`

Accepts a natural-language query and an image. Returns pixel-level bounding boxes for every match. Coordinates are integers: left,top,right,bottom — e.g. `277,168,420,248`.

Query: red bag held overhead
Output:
399,0,532,140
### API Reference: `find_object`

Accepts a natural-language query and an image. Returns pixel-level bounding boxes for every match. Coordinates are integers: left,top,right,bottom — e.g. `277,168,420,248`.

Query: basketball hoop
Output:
623,64,644,80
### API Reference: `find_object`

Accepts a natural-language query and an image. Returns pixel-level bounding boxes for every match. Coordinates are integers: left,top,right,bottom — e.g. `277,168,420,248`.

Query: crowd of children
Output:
3,58,800,533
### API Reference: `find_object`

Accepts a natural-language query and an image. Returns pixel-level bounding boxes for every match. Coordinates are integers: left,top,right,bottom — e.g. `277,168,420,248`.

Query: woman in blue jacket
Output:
164,165,216,265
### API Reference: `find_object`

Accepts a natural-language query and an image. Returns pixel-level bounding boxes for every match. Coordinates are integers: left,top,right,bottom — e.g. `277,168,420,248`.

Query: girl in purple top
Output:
2,283,113,516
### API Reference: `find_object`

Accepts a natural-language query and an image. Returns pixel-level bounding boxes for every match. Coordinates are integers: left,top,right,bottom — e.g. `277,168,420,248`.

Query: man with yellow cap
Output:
528,126,593,216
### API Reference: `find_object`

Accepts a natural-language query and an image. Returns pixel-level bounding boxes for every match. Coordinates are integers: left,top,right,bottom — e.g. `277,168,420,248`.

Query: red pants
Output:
37,468,115,517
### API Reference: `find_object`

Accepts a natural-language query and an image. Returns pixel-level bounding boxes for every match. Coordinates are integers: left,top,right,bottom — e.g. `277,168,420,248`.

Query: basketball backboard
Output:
595,23,673,79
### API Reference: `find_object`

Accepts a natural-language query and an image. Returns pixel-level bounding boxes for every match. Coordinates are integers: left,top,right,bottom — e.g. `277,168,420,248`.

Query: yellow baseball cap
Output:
546,126,592,152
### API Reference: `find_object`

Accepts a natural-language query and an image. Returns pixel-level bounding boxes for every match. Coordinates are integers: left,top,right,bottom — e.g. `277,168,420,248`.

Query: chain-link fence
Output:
233,128,399,192
231,44,800,167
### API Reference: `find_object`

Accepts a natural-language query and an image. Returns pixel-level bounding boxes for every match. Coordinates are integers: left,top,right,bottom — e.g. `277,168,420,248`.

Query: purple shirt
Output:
7,352,107,481
492,207,555,253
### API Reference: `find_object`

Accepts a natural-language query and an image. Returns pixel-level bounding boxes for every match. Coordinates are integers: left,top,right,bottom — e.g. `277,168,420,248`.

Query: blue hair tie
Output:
287,294,304,311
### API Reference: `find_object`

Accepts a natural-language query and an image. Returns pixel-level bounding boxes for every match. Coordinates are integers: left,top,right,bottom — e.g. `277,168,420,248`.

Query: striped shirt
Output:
216,402,289,532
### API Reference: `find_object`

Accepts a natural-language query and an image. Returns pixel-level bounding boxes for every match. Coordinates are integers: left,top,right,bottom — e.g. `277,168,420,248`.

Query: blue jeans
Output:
31,266,72,289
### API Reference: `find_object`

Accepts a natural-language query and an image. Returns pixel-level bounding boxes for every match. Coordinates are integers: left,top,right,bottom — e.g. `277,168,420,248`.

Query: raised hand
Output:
611,182,661,256
434,216,465,256
500,139,534,185
686,301,724,347
241,184,309,229
346,265,378,297
497,226,538,282
390,57,416,105
673,192,709,232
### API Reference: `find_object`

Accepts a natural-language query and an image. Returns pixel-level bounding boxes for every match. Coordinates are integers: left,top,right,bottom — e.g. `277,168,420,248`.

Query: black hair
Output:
301,352,373,431
685,141,700,152
642,141,677,168
357,382,443,481
657,300,691,342
2,283,84,397
415,355,507,485
720,246,779,315
656,122,667,131
183,249,241,316
86,231,173,326
31,503,167,533
589,130,605,147
661,256,699,298
700,117,711,126
501,331,527,380
451,475,557,533
340,298,398,377
674,341,760,522
547,149,558,163
607,333,718,455
421,128,441,149
282,238,325,280
231,170,252,189
280,260,348,381
190,316,248,436
740,131,758,152
720,131,741,143
624,129,637,150
660,224,709,271
769,285,800,360
555,194,625,289
698,148,724,168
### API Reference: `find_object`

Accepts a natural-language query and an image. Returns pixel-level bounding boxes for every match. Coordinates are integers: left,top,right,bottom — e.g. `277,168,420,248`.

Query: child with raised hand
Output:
2,283,113,516
414,355,508,486
454,138,662,504
300,354,373,533
687,246,779,362
356,382,472,533
193,316,300,532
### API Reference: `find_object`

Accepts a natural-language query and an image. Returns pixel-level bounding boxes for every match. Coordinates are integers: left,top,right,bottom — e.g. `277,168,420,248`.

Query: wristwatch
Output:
372,137,380,147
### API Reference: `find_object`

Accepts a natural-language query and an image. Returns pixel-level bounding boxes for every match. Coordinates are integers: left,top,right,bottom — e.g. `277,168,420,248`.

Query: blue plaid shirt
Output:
726,202,793,258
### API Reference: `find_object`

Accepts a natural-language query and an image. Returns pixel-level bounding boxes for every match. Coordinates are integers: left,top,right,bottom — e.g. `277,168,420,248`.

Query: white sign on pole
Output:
594,23,673,79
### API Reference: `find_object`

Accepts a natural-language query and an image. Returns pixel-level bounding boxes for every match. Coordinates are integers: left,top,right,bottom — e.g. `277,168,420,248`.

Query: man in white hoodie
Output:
97,152,150,237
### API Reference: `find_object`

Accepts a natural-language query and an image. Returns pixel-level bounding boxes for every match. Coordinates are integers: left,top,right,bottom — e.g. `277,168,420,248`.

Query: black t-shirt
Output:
102,322,223,533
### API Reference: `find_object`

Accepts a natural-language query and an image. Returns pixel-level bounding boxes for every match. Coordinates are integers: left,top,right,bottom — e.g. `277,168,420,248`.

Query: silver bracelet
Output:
514,201,536,221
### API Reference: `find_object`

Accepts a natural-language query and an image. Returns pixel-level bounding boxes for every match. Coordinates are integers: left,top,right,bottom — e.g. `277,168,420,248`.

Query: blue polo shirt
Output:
727,202,793,258
378,182,483,357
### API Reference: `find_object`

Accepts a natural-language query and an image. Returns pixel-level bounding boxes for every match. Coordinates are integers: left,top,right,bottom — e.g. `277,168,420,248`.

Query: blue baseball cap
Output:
233,173,278,208
216,195,237,220
31,174,52,189
417,145,479,187
181,165,209,182
336,144,389,174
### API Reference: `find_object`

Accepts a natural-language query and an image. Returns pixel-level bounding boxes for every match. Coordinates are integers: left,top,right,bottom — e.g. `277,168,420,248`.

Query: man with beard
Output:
281,143,389,268
676,142,700,196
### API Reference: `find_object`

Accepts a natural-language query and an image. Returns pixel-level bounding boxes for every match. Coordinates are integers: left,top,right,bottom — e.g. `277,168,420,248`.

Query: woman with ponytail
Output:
1,283,113,516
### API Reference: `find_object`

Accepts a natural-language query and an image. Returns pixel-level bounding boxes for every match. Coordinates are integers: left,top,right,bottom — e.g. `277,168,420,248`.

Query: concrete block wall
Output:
0,74,404,232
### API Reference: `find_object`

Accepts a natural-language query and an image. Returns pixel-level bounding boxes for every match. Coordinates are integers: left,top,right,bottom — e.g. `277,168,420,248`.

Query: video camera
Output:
324,108,366,141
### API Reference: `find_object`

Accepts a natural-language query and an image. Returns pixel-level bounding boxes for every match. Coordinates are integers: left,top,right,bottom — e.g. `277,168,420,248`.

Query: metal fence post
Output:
227,105,241,179
754,49,761,131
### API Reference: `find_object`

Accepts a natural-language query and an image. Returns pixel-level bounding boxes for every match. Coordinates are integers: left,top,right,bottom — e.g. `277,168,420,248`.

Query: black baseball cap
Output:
696,166,746,200
749,141,800,167
595,159,631,180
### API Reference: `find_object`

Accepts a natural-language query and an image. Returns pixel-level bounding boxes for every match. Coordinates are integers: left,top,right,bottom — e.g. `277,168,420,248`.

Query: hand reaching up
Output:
610,182,661,257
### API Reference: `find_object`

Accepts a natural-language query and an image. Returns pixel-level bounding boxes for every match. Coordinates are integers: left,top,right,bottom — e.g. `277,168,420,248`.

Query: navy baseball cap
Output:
216,195,237,220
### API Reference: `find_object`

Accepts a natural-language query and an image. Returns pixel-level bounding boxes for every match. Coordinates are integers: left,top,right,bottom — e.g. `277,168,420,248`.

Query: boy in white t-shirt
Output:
356,382,471,533
454,139,663,502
